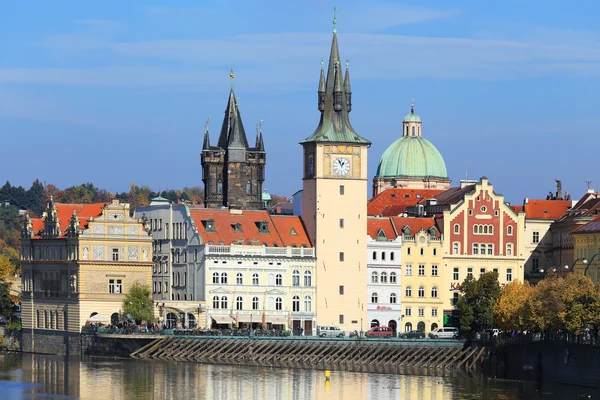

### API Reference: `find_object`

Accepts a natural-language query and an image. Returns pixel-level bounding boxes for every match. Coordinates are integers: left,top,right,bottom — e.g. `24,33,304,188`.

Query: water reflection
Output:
1,353,600,399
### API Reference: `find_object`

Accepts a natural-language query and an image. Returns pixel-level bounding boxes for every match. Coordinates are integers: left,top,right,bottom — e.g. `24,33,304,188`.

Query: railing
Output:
475,331,600,346
205,244,314,258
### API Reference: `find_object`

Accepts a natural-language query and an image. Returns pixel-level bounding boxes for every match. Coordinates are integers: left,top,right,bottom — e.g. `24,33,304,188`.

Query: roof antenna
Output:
585,180,592,190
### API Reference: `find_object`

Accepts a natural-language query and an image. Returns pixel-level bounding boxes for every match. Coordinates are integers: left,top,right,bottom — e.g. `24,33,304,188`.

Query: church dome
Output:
403,110,421,123
375,136,448,179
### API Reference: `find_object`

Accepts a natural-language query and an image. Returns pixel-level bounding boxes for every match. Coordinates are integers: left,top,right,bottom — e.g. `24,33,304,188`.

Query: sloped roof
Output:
556,192,600,223
189,209,311,248
523,199,571,220
31,203,106,238
367,217,397,240
390,216,442,238
432,185,476,206
368,188,445,216
573,215,600,234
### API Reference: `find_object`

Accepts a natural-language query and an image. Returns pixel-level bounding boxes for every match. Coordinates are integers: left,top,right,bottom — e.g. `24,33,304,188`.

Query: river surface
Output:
0,353,598,399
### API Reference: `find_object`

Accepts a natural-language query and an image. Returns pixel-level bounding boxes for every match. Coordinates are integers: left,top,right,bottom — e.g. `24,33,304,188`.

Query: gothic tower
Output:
201,87,266,209
300,17,370,331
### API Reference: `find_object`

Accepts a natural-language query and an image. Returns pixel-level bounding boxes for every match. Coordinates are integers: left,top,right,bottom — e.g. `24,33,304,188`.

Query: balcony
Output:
205,244,314,258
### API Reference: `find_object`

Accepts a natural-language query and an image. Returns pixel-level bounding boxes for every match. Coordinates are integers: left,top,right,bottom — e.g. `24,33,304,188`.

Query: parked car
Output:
365,326,394,338
317,326,345,338
399,330,425,339
428,327,459,339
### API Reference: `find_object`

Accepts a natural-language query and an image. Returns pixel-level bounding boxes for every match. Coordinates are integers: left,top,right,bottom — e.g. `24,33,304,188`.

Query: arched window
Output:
418,286,425,298
252,273,259,285
268,273,275,286
412,126,415,136
246,181,251,195
381,252,386,261
381,272,388,283
405,322,413,332
371,272,378,283
390,272,397,283
292,295,300,312
371,292,378,303
236,272,243,285
431,287,438,298
217,181,223,194
405,286,412,297
220,272,228,284
212,272,219,284
372,251,377,260
371,319,380,327
390,293,397,303
236,296,243,310
221,296,228,309
453,243,459,254
454,224,460,234
304,271,312,286
252,297,259,310
480,244,486,254
473,244,479,255
473,225,478,234
275,274,283,286
478,225,483,234
489,225,494,234
275,297,283,310
212,296,220,309
292,270,300,286
506,243,513,256
484,225,488,234
304,296,312,312
507,225,513,235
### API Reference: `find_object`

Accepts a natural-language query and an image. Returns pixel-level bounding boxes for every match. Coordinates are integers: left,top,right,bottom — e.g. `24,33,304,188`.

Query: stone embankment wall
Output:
492,342,600,387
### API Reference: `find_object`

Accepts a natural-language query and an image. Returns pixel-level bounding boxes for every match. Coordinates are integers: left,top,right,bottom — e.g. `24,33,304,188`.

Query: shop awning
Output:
212,315,234,324
235,314,254,323
268,316,288,325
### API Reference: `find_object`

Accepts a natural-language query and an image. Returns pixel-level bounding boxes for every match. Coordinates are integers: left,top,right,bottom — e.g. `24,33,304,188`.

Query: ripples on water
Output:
0,353,598,399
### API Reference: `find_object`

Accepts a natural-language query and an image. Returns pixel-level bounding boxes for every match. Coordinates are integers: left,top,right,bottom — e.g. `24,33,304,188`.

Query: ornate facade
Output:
20,199,153,355
201,88,266,210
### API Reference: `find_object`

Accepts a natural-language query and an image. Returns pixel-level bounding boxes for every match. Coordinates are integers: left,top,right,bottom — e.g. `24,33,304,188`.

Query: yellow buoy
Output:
324,370,331,381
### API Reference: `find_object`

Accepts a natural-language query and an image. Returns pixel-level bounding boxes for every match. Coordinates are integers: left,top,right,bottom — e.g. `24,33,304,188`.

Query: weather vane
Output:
204,118,210,133
333,6,338,33
230,69,235,89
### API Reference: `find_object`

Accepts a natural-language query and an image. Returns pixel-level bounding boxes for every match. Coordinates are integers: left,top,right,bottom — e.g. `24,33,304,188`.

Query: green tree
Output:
27,179,45,215
0,280,13,318
455,271,501,334
122,283,154,324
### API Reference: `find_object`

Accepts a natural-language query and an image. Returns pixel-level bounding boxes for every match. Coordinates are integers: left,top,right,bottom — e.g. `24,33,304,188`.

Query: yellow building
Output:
572,216,600,282
300,27,370,331
392,217,444,333
20,198,153,355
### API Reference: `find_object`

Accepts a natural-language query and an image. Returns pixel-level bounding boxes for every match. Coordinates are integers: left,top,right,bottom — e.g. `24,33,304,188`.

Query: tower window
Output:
412,126,415,136
246,181,252,195
339,219,344,228
339,252,344,261
339,185,345,195
217,181,223,195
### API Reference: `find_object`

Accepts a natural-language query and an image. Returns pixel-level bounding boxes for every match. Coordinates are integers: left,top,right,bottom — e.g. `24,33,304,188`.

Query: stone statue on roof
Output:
555,179,563,200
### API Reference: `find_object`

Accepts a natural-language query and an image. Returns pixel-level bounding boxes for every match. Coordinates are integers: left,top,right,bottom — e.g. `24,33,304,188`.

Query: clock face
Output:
307,156,314,176
333,157,350,176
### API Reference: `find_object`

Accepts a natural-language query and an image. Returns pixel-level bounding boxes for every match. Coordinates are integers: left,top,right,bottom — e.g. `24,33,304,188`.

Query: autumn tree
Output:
122,283,154,324
494,280,533,332
455,271,501,334
0,281,12,318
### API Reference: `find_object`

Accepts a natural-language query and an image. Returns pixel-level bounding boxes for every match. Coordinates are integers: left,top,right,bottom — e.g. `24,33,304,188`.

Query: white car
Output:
317,326,346,338
428,327,458,339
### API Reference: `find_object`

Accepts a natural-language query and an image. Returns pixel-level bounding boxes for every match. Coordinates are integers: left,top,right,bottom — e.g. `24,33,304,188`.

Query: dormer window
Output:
376,229,387,240
390,194,396,199
231,223,242,232
203,219,216,233
256,221,269,234
429,227,437,239
403,227,411,236
290,227,298,236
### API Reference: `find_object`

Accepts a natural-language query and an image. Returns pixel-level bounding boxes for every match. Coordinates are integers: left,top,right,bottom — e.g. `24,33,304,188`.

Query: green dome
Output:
376,136,448,179
404,111,421,123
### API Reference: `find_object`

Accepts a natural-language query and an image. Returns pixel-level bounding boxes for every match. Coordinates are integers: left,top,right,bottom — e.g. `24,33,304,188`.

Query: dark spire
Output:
318,60,326,111
255,120,265,151
217,89,249,150
344,61,352,113
301,17,370,145
202,118,211,150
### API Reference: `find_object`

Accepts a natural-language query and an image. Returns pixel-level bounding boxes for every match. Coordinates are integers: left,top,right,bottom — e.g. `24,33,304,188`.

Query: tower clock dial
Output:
333,157,350,176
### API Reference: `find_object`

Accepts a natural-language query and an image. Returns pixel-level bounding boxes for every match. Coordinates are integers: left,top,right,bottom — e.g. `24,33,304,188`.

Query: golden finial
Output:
230,69,235,89
204,118,210,133
411,98,415,113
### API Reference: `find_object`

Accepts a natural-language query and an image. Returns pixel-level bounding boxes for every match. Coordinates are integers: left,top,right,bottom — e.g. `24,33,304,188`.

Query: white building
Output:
367,217,403,333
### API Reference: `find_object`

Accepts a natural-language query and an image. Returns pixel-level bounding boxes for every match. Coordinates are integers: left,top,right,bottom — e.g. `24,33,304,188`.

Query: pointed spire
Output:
318,59,326,111
202,118,211,150
411,99,415,114
344,59,352,113
333,61,343,111
217,88,249,150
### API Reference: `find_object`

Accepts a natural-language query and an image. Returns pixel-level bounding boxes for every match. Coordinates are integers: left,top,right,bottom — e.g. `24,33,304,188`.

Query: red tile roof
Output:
511,205,524,214
31,203,106,238
368,188,445,216
189,209,312,248
390,216,442,238
367,217,397,240
523,199,571,220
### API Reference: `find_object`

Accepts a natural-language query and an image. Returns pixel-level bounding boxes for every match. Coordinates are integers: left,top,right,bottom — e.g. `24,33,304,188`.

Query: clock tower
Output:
300,19,370,332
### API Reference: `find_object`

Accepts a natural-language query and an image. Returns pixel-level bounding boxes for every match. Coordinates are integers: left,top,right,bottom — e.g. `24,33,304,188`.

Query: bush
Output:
6,322,21,331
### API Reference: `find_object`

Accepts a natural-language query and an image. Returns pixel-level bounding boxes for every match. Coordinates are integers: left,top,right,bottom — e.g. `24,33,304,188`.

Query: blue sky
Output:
2,0,600,204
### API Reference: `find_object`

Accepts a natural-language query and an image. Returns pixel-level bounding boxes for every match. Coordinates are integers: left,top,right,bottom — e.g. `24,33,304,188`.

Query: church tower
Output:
201,85,266,209
300,16,370,332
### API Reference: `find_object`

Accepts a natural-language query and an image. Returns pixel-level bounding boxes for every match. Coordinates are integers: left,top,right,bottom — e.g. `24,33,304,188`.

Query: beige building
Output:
301,28,370,332
20,199,153,355
572,216,600,282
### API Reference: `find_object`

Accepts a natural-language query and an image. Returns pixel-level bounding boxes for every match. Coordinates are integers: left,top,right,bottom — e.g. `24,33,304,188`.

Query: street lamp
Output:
569,257,588,274
583,254,600,281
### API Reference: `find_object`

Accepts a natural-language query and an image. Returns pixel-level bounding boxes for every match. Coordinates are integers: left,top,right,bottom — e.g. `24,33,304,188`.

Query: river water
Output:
0,353,598,399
